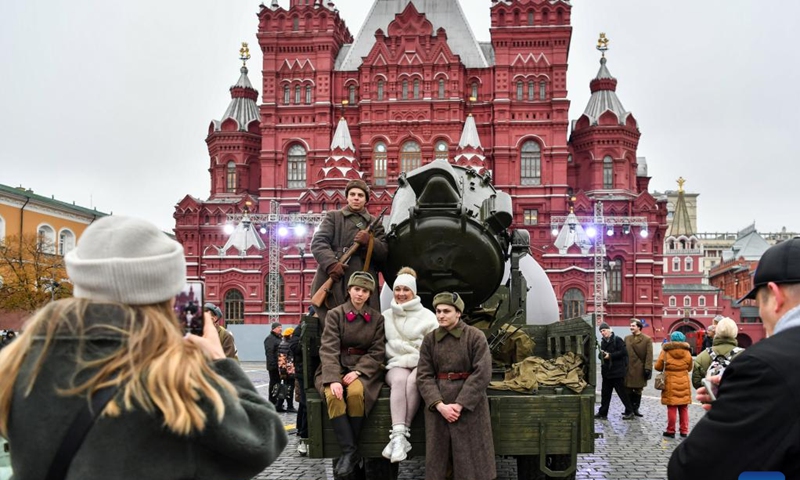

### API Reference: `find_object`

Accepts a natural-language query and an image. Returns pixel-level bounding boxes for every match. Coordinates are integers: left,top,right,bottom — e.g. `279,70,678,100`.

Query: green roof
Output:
0,183,109,219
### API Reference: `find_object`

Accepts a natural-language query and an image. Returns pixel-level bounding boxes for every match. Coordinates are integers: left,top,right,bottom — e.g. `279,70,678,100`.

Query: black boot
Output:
331,416,359,477
632,393,643,417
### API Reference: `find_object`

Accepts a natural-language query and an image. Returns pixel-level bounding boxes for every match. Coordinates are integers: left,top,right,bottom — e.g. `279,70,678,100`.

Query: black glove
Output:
644,369,652,380
354,229,370,246
326,262,346,281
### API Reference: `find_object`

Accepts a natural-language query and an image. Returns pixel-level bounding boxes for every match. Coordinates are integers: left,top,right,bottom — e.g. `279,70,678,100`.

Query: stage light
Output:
278,226,289,237
294,225,307,237
606,226,614,236
586,226,597,238
640,227,649,238
622,223,631,235
551,227,559,236
259,226,267,234
223,224,235,235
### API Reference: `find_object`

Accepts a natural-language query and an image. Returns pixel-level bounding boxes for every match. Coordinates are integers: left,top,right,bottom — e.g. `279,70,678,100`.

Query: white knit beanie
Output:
393,273,417,295
65,216,186,305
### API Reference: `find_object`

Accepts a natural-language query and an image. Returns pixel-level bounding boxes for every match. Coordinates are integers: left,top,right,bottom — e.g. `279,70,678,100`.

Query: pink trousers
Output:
666,404,689,435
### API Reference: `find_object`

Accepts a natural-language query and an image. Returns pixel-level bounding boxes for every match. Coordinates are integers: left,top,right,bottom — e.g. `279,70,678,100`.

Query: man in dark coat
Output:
417,292,495,480
289,316,309,455
623,318,653,417
309,179,388,322
264,322,283,409
669,238,800,479
595,322,635,420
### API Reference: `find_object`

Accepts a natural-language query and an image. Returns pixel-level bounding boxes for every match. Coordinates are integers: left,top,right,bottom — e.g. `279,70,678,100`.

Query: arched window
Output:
520,141,541,185
349,85,356,104
434,140,448,161
698,296,706,307
287,144,307,188
603,156,613,189
37,225,56,254
683,296,691,307
672,257,680,272
607,258,622,303
373,142,387,186
413,79,420,99
669,296,677,307
294,85,301,104
516,81,524,100
226,161,237,193
562,288,585,320
471,82,478,100
528,11,534,25
292,17,299,31
400,141,421,173
539,80,546,100
58,229,75,256
685,257,694,272
438,78,445,99
528,81,535,100
402,80,409,100
224,289,244,324
305,85,312,104
283,85,290,104
377,80,384,101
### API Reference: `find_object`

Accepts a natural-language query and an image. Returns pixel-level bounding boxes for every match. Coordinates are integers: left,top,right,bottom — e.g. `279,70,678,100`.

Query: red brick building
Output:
174,0,667,327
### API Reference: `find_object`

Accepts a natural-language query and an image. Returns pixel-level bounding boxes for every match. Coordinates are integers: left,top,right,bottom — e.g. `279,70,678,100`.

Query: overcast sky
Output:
2,1,797,234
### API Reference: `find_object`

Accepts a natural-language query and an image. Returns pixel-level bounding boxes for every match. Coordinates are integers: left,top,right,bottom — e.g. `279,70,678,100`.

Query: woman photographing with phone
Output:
0,216,287,480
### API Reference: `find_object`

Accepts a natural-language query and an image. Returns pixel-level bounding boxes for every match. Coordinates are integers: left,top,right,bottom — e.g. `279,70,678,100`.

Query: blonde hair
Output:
0,298,235,438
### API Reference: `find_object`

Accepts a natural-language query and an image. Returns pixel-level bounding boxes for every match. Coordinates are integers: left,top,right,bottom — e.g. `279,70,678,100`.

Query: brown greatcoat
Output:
310,207,388,321
314,301,386,416
624,332,653,388
655,341,693,406
417,320,495,480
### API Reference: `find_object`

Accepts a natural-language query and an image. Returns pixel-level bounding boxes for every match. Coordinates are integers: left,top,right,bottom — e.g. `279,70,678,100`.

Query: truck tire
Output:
516,455,576,480
363,458,399,480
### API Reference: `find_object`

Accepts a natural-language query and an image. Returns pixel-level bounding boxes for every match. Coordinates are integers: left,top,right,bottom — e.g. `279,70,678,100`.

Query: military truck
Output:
301,160,596,479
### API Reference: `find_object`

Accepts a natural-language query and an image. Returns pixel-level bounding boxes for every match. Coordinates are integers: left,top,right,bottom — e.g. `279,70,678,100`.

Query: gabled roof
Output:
581,57,631,126
337,0,489,71
723,225,770,262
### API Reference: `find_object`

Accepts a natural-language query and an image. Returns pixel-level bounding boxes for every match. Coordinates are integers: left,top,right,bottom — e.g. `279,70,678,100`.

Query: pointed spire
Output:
222,208,267,253
579,33,632,126
554,209,593,255
316,117,364,188
667,177,695,237
213,43,260,132
453,114,486,173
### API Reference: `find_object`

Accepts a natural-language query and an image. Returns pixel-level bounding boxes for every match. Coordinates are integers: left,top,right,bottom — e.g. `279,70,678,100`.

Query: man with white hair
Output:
669,238,800,478
691,317,741,389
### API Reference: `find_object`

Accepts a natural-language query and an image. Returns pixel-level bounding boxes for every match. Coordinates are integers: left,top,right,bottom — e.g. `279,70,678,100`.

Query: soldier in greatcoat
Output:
314,271,386,478
416,292,496,480
310,179,388,322
624,318,653,417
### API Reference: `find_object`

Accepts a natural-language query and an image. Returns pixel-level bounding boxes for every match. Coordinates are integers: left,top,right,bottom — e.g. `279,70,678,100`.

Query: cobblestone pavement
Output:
242,363,705,480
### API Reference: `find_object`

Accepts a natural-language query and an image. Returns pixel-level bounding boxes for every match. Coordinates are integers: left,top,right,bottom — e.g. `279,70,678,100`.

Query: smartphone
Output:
174,281,205,336
701,377,718,402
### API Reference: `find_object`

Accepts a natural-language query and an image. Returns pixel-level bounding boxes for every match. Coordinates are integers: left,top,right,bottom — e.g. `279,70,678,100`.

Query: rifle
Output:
310,206,389,309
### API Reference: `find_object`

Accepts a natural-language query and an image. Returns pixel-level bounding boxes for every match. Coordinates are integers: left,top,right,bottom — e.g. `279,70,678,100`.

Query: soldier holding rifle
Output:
310,179,388,321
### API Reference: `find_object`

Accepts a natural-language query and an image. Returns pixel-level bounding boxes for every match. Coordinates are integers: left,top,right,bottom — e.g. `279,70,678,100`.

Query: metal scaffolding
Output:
227,203,325,321
550,201,648,325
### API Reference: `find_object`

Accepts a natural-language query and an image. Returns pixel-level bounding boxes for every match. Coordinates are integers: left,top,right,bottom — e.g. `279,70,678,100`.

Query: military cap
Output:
432,291,465,313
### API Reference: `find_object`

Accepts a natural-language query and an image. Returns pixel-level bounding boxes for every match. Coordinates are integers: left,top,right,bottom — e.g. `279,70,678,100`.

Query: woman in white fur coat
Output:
381,267,439,463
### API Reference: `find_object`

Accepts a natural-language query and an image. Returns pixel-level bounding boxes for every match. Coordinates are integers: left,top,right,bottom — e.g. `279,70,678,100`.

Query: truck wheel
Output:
516,455,576,480
363,458,399,480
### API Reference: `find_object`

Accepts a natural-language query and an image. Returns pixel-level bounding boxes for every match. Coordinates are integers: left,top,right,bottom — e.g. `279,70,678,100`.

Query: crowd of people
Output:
1,175,796,479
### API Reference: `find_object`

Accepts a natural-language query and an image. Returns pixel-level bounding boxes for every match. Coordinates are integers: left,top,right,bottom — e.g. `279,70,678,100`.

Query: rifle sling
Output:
363,234,375,272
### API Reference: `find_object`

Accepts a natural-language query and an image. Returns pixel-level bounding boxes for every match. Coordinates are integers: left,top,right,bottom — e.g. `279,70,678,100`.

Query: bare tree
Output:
0,234,72,313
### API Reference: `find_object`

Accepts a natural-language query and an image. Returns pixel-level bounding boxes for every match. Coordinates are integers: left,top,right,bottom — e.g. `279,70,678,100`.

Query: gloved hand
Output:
326,262,346,281
354,229,371,246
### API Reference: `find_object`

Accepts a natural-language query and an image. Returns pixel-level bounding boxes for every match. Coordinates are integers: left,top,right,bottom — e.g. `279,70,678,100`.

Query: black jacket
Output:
288,322,304,376
264,332,282,371
599,333,628,379
669,325,800,479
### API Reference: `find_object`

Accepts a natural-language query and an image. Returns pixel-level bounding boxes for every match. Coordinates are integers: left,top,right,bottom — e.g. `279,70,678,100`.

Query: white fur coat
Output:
382,296,439,369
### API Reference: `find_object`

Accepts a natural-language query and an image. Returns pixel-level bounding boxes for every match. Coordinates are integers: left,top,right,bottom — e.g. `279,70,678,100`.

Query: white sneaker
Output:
297,439,308,456
390,435,410,463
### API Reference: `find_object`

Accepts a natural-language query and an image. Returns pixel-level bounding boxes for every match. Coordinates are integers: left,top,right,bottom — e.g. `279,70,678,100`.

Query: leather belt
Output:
342,347,367,355
436,372,471,381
